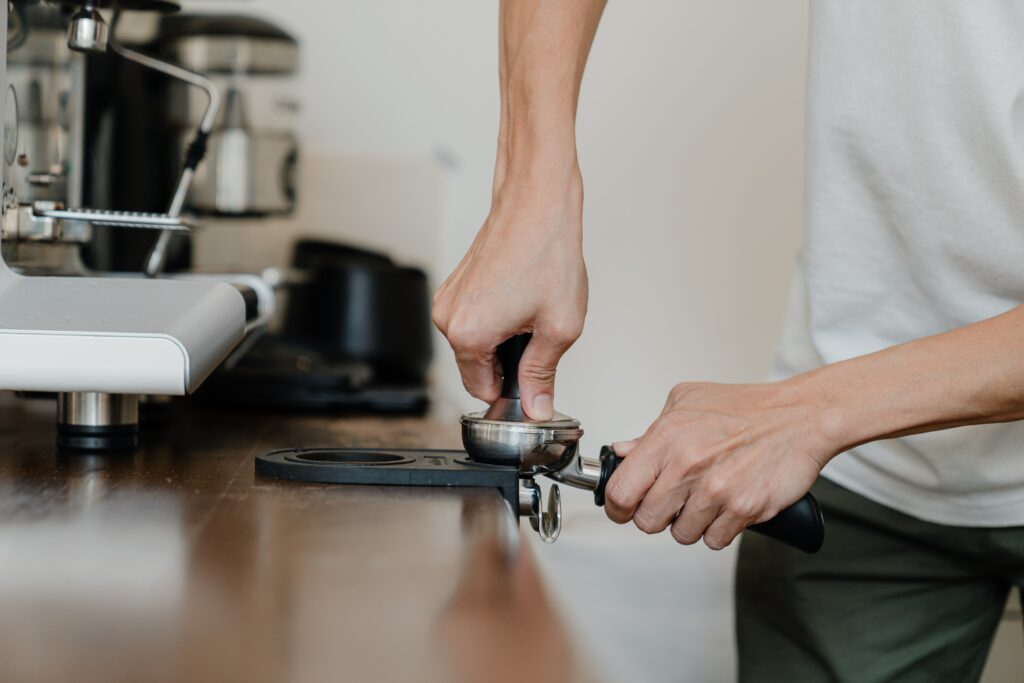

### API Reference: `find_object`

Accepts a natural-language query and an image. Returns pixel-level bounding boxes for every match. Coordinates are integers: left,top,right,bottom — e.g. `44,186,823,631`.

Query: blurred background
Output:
163,0,1023,680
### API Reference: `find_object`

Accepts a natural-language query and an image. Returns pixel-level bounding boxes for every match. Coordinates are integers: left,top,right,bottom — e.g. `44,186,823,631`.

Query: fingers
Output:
670,491,763,550
439,312,502,403
607,430,752,547
631,470,688,535
604,442,661,524
454,347,501,404
610,439,639,456
517,329,577,420
669,496,721,546
701,512,748,551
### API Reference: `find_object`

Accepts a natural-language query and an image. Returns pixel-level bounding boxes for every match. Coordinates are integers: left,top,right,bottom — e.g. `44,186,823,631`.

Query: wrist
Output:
778,368,863,467
502,92,580,179
488,150,584,242
506,132,580,185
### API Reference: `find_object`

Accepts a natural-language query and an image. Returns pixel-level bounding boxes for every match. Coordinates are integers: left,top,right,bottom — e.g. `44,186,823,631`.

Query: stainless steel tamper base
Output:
460,398,583,476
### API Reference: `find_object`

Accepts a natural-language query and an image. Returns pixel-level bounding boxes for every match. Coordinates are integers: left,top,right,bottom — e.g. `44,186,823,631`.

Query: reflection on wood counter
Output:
0,395,590,683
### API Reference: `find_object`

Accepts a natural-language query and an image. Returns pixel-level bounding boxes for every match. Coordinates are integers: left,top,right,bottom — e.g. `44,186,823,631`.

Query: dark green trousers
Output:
736,478,1024,682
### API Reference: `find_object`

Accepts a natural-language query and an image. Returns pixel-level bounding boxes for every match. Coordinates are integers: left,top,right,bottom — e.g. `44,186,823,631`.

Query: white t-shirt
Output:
775,1,1024,526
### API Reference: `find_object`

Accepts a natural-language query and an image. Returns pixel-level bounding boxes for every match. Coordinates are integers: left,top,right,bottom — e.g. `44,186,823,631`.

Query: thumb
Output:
517,335,569,421
611,439,640,456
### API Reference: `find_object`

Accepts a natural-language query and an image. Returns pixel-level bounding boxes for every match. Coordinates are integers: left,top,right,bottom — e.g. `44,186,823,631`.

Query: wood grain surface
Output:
0,395,588,683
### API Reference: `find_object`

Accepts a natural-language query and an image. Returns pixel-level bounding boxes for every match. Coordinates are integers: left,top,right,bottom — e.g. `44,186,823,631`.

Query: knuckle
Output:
445,322,484,352
671,525,698,546
668,382,696,402
604,481,631,512
703,534,727,551
520,363,557,385
430,308,447,333
704,476,731,501
604,505,629,525
632,511,661,535
459,377,482,398
546,319,583,347
648,419,673,444
661,449,692,477
729,498,761,521
757,506,780,524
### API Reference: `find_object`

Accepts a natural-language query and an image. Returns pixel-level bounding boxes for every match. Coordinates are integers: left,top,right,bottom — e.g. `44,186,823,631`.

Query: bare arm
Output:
433,0,606,419
809,305,1024,446
605,305,1024,549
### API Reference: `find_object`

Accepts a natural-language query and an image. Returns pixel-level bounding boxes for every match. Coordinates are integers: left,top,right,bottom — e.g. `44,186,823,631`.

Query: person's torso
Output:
777,0,1024,525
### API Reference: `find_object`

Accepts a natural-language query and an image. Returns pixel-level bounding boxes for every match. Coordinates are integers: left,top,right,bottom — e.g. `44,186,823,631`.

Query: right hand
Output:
432,171,588,420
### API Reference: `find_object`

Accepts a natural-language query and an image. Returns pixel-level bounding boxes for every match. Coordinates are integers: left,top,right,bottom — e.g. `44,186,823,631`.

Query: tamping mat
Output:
255,448,520,509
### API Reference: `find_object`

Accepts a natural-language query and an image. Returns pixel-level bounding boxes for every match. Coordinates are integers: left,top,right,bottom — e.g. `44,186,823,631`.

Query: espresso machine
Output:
0,0,266,451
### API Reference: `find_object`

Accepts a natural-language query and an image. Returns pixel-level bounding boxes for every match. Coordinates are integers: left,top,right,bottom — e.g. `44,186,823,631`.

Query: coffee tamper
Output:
461,334,581,542
462,334,825,552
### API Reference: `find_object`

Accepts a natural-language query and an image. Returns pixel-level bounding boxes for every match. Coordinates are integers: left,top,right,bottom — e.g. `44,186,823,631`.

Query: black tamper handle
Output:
593,446,825,554
497,333,531,400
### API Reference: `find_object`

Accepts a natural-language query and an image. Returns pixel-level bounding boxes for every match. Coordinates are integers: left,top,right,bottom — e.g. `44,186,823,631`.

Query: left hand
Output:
603,380,831,550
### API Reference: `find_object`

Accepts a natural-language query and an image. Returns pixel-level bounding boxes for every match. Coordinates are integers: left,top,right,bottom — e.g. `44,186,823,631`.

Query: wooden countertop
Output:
0,395,588,683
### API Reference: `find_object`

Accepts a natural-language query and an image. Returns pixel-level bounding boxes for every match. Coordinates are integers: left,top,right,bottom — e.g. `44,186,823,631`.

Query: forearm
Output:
493,0,606,196
796,305,1024,461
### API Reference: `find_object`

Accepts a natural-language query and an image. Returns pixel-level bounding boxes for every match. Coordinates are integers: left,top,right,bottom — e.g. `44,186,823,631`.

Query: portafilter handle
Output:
592,446,825,554
497,333,531,400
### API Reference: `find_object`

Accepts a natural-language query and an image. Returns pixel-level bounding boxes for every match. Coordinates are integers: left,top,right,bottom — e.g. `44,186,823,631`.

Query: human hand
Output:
432,173,588,420
604,380,831,550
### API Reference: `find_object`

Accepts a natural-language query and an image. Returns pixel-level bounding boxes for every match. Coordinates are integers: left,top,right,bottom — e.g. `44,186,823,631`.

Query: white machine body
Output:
0,261,245,394
0,3,247,398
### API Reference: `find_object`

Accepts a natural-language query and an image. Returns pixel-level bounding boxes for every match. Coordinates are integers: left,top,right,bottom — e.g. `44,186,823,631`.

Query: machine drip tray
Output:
255,448,519,509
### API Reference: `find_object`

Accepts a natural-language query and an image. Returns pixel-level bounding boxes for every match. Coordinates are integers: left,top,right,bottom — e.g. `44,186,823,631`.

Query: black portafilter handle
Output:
593,445,825,554
498,333,531,400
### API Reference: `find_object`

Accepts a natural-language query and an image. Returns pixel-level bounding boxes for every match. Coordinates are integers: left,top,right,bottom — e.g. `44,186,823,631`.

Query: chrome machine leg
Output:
57,392,139,451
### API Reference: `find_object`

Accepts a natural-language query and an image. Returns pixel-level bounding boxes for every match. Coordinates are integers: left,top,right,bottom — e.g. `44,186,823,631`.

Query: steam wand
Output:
107,9,221,277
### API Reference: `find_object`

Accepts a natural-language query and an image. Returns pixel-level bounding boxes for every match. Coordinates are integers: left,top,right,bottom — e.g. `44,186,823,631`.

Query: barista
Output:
432,1,1024,680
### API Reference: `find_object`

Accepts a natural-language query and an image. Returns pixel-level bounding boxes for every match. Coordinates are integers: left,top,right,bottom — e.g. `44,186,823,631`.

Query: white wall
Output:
192,0,809,431
191,1,808,681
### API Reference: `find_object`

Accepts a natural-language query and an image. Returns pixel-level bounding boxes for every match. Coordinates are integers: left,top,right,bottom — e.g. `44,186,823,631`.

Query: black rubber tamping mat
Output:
255,448,520,509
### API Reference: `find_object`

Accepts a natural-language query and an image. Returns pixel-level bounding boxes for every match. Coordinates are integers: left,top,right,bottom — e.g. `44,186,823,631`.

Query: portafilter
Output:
462,334,825,553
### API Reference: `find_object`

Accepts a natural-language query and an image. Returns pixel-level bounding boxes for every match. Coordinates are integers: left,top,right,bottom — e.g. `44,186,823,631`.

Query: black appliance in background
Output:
197,240,433,414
